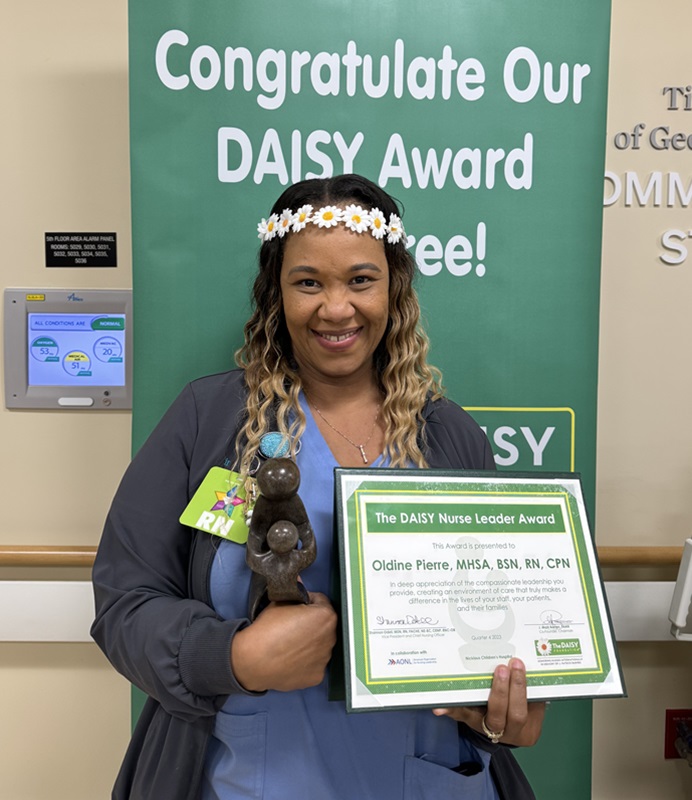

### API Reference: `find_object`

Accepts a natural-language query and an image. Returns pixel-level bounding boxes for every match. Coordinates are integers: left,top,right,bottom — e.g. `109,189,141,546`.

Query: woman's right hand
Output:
230,591,338,692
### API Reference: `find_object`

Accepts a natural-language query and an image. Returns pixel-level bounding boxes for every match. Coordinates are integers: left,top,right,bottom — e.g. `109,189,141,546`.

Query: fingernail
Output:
510,658,525,671
432,708,447,716
495,665,510,681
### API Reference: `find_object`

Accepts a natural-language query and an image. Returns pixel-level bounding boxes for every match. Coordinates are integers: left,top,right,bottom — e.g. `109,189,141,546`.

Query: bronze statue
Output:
246,458,317,620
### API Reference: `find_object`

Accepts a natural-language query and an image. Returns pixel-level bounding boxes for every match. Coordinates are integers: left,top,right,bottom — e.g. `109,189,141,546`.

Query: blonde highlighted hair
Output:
235,174,442,475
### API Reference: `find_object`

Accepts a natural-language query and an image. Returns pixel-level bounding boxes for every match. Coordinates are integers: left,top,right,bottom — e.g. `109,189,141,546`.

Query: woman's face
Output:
279,223,390,385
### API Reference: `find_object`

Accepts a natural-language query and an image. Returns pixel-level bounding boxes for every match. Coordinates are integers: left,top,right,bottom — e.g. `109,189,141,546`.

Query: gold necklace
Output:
310,402,381,464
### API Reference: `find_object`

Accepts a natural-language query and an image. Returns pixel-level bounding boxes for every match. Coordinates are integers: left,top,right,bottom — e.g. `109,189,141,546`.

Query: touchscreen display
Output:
28,313,126,387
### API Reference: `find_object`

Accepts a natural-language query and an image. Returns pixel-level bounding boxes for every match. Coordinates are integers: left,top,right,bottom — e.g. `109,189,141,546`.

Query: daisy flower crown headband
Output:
257,204,406,245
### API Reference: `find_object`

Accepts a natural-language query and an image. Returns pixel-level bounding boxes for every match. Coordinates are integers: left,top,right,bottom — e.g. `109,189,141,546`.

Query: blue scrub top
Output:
202,394,498,800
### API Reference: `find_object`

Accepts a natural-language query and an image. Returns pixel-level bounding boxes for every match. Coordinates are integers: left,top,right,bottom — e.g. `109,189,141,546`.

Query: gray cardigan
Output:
91,370,531,799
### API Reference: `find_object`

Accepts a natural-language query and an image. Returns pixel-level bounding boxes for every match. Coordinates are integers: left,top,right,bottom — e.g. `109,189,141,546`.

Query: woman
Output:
92,174,544,799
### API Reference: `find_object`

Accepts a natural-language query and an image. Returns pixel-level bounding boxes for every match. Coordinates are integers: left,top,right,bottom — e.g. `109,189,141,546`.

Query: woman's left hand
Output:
432,658,545,747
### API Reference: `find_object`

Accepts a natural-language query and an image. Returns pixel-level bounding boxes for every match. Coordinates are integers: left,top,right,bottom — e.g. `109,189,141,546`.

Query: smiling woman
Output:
281,226,390,381
237,174,447,473
91,174,541,800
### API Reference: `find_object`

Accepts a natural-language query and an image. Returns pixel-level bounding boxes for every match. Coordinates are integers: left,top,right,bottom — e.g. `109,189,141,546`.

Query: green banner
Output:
129,2,611,796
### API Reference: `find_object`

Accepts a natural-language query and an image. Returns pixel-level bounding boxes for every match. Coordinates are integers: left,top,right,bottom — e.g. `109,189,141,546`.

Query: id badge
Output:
179,467,250,544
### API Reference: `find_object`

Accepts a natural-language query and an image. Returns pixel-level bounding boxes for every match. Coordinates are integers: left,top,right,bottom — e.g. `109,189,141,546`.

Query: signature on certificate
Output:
375,614,439,627
540,609,572,627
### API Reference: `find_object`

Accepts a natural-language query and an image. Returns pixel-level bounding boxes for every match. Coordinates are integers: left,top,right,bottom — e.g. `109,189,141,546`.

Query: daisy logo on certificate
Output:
535,638,582,657
535,638,553,656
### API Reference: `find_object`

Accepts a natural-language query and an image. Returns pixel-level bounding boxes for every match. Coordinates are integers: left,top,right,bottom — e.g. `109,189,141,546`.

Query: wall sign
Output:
45,233,117,267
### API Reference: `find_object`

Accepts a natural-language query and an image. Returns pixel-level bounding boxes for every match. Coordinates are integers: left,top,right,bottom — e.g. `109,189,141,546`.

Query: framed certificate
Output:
334,469,625,712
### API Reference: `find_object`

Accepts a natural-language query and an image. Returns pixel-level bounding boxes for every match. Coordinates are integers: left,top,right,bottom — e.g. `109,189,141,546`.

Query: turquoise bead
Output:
259,432,291,458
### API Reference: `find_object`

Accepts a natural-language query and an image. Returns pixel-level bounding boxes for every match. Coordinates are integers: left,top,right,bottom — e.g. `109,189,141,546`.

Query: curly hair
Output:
235,174,442,474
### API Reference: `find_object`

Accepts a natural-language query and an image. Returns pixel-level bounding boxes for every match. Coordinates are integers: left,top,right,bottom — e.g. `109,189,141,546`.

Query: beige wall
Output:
594,0,692,797
1,1,691,798
0,3,131,798
597,0,692,549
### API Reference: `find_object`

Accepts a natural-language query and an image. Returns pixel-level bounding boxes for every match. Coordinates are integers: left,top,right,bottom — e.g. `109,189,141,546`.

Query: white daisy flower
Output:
257,214,279,241
292,204,313,232
313,205,343,228
277,208,293,238
536,638,552,656
343,204,371,234
369,207,387,239
387,214,404,244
